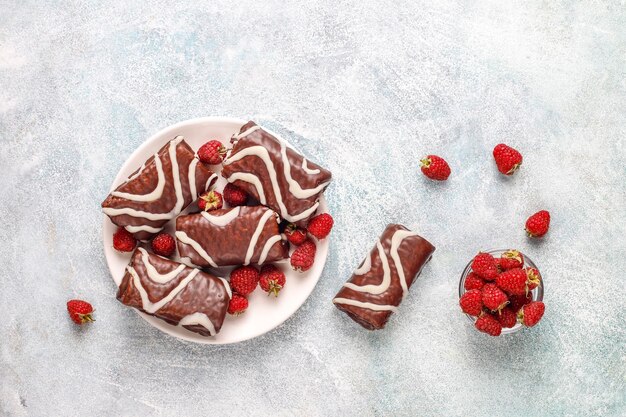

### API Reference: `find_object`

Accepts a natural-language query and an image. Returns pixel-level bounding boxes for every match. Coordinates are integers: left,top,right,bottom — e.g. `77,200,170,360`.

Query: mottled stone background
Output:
1,1,624,416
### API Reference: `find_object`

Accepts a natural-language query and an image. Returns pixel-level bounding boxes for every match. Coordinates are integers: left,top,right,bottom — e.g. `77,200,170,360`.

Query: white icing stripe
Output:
332,298,398,312
200,206,241,227
233,125,261,140
228,173,266,204
188,157,199,200
125,224,163,234
223,143,322,223
301,159,320,175
126,163,145,182
280,141,330,198
178,312,216,336
138,248,186,284
205,172,218,192
175,231,218,268
389,230,420,298
353,252,372,275
128,266,199,314
179,257,199,268
244,209,276,265
112,153,166,202
343,240,391,295
103,136,185,221
258,235,282,265
217,277,232,299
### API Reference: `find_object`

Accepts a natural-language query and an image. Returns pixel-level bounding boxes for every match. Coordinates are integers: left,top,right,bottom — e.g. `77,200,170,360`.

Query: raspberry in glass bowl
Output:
459,249,544,335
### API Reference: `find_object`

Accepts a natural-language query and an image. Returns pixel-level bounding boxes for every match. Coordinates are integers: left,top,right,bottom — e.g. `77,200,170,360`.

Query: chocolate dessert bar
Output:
221,121,332,227
333,224,435,330
117,248,231,336
176,206,289,268
102,136,217,240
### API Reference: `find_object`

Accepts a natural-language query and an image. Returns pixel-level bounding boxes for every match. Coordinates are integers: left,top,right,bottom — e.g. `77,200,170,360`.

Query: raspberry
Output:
518,301,545,327
113,227,137,252
500,250,524,270
307,213,334,240
493,143,522,175
475,313,502,336
290,239,316,272
464,272,485,291
227,294,248,315
525,210,550,238
525,267,541,290
471,252,498,280
496,268,528,295
482,283,509,311
223,183,248,206
151,233,176,257
420,155,451,181
259,265,286,297
229,266,259,296
509,292,533,313
67,299,95,325
497,307,518,328
459,289,483,316
198,190,223,211
198,140,226,165
285,224,307,246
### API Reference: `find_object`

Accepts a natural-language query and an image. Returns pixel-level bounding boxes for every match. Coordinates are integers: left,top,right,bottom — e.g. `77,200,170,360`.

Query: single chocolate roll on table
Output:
333,224,435,330
175,206,289,268
117,248,231,337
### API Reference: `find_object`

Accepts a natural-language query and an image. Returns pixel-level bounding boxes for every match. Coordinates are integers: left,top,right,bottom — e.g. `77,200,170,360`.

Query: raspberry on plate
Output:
259,265,286,297
223,183,248,207
499,249,524,270
464,272,485,291
151,232,176,257
67,299,95,325
291,239,316,272
518,301,545,327
227,294,248,315
307,213,334,240
475,313,502,336
229,266,259,296
460,289,483,316
198,140,226,165
525,210,550,238
482,283,509,311
198,190,223,212
285,224,307,246
471,252,498,280
493,143,522,175
113,227,137,253
420,155,451,181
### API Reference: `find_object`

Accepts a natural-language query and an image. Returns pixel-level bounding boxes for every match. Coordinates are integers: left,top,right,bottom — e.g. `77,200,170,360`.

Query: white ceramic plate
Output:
102,117,330,344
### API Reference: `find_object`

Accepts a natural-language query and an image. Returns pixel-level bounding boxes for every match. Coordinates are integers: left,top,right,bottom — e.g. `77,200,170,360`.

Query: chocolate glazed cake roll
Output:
117,248,231,336
176,206,289,268
221,121,332,227
333,224,435,330
102,136,217,240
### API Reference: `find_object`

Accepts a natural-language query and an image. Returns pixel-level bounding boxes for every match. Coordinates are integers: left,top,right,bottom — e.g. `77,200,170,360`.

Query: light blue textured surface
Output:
1,1,625,416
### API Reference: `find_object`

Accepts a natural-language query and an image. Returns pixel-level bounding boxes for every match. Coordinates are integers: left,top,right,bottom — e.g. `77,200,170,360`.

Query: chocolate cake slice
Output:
117,248,231,337
175,206,289,268
102,136,217,240
333,224,435,330
221,121,332,227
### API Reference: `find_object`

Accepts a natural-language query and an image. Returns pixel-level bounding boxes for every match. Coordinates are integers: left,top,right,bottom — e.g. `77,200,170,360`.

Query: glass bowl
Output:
458,249,544,335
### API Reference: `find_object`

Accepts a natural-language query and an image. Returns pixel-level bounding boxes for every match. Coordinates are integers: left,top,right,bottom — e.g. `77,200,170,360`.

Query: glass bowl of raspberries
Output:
458,249,545,336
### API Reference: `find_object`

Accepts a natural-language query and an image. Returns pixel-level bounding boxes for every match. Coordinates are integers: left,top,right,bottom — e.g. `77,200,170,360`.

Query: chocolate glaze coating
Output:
102,137,216,240
333,224,435,330
221,121,332,227
117,249,230,336
176,206,289,267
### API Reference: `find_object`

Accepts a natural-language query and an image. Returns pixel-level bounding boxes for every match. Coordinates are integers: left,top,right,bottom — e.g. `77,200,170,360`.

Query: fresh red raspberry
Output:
525,267,541,290
198,190,223,211
227,294,248,315
67,299,95,325
223,183,248,206
471,252,498,280
499,249,524,270
229,266,259,296
307,213,334,239
509,292,533,313
113,227,137,252
151,233,176,257
482,283,509,311
198,140,226,165
459,289,483,316
290,239,317,272
497,307,518,328
464,272,485,291
518,301,545,327
493,143,522,175
259,265,286,297
285,224,307,246
496,268,528,295
525,210,550,238
420,155,451,181
475,313,502,336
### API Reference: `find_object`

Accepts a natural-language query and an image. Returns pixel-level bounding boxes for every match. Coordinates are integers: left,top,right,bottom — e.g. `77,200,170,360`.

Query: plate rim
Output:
102,116,330,345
